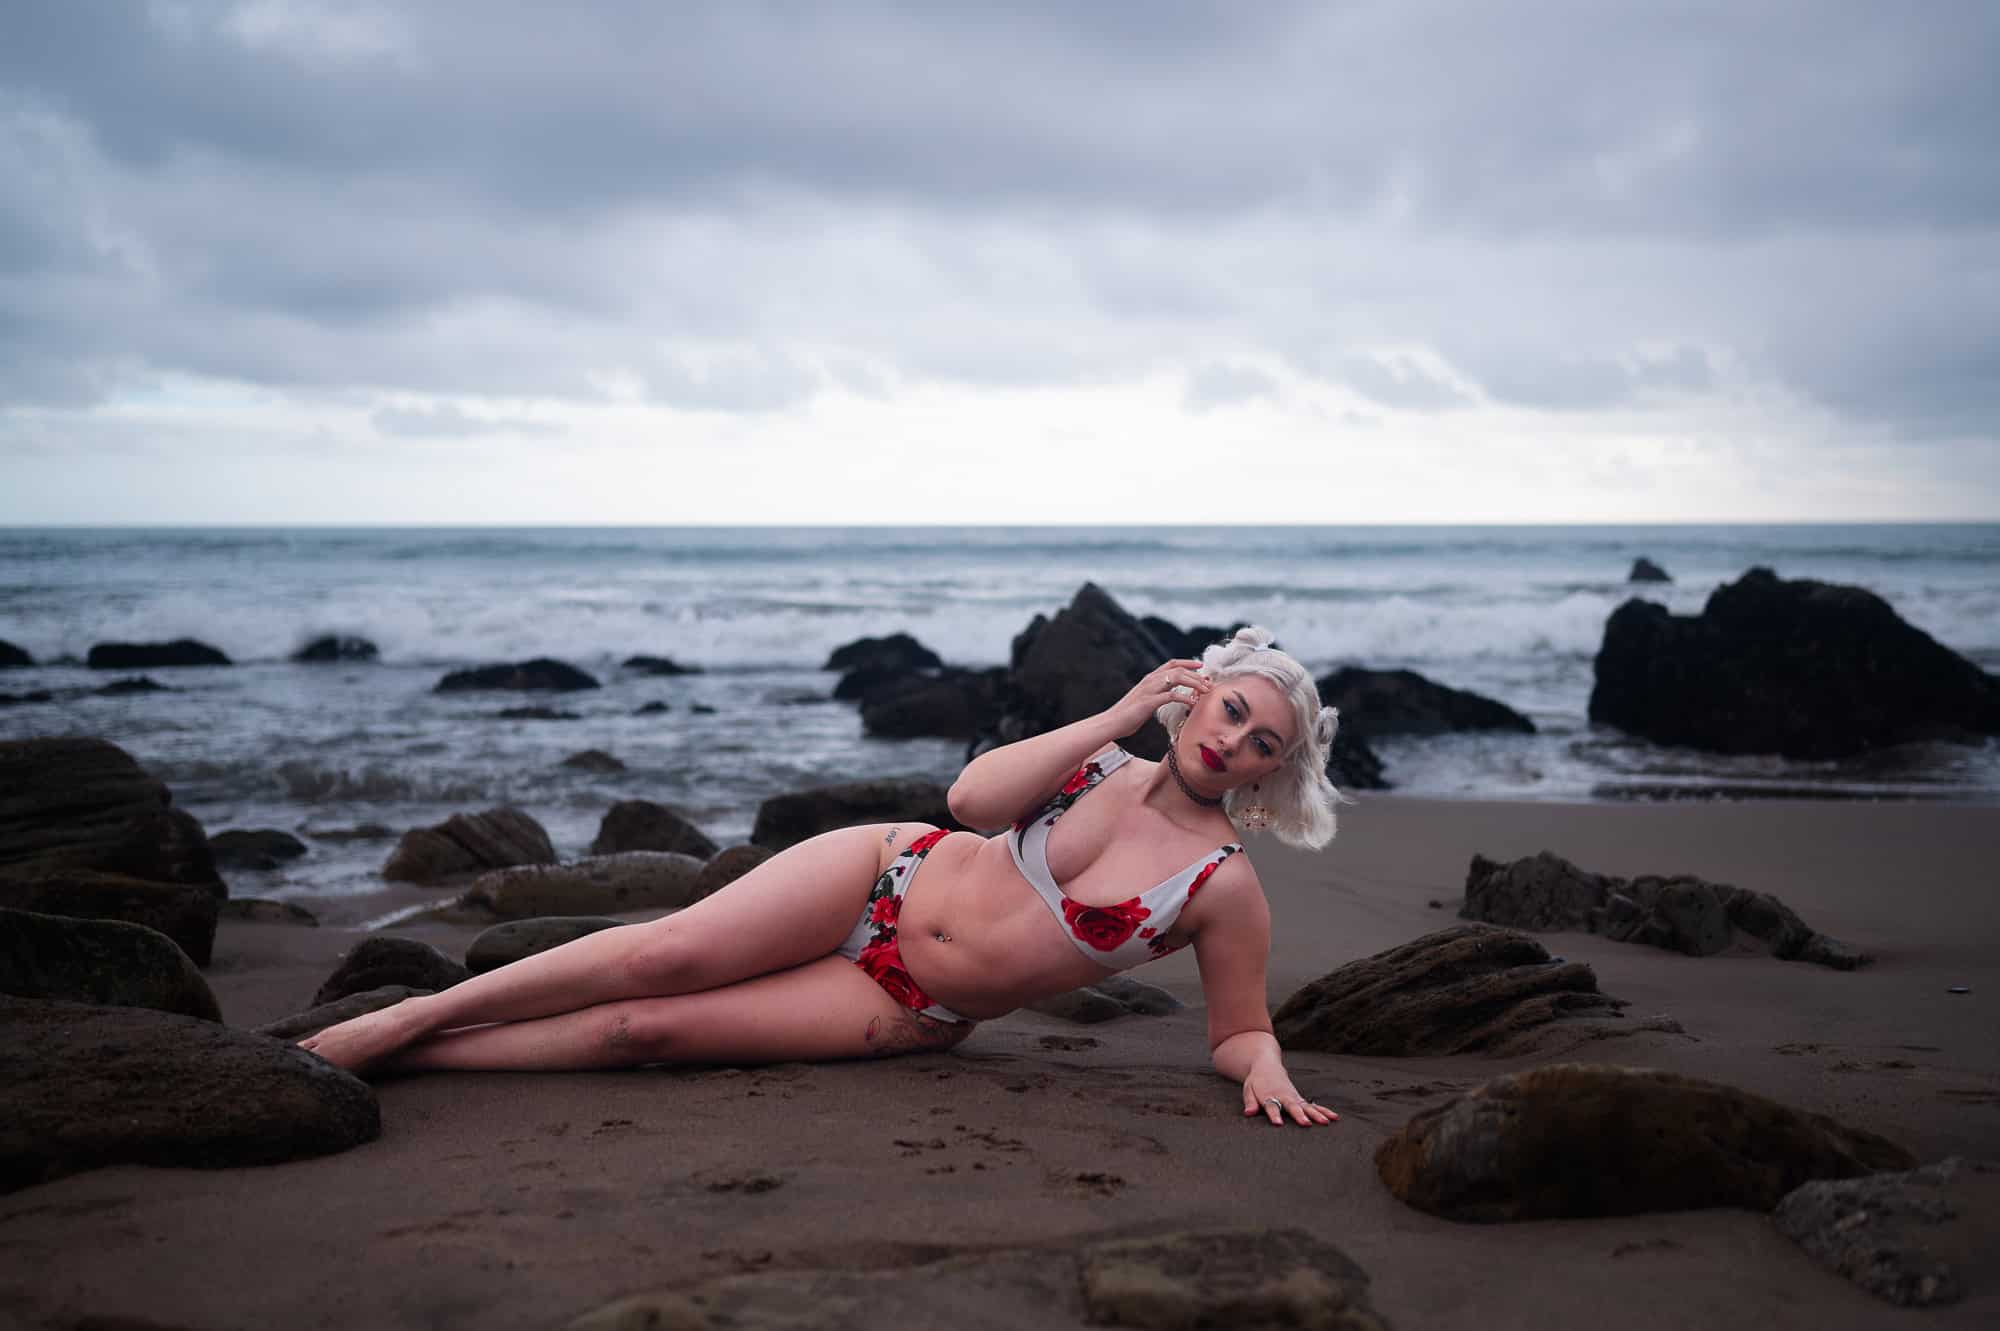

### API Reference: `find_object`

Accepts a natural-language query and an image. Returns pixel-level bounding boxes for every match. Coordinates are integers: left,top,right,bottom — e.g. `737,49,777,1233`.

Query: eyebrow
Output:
1231,691,1285,745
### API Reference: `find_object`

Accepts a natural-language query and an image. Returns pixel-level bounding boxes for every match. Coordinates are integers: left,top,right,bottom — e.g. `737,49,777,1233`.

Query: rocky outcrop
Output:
1774,1156,1992,1307
861,668,1010,740
208,828,309,872
695,844,771,896
0,737,222,892
313,937,470,1006
622,654,701,675
1138,616,1246,660
1028,976,1183,1024
1589,566,2000,758
381,807,557,883
560,748,625,773
1628,557,1671,582
589,800,718,859
1462,850,1866,969
0,639,33,667
1375,1063,1915,1222
1003,583,1175,758
0,869,221,967
0,907,220,1020
1,996,379,1193
292,634,379,662
458,852,709,918
751,781,959,849
1272,924,1647,1056
466,917,626,973
434,658,600,692
1327,728,1390,790
86,638,231,668
1317,666,1535,738
825,633,943,675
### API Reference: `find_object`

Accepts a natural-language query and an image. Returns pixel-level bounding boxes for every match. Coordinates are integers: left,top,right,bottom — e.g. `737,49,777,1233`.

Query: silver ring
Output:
1264,1098,1282,1108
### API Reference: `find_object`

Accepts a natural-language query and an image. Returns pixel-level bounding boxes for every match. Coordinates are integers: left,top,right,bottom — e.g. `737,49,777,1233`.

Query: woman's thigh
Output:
628,821,934,991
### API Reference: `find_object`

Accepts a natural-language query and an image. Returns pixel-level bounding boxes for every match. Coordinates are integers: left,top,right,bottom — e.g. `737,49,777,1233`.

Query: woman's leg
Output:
381,954,971,1074
300,823,924,1073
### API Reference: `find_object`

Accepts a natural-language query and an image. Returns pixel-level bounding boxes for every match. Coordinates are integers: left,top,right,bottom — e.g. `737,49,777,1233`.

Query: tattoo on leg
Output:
863,1011,966,1056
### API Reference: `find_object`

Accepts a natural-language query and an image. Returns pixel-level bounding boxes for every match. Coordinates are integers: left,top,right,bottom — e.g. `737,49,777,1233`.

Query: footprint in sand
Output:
1037,1035,1102,1052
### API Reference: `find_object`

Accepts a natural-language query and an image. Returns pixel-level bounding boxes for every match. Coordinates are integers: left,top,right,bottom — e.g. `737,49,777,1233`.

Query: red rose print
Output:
906,828,952,856
1062,896,1151,951
1060,762,1101,796
869,894,900,927
1139,927,1156,938
1186,859,1222,898
856,939,928,1010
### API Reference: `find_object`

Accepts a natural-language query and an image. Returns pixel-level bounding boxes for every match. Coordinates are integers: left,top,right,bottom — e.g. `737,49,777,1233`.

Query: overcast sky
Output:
3,1,1996,523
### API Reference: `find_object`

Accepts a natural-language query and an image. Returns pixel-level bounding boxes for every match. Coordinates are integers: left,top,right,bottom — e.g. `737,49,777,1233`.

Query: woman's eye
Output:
1255,740,1271,756
1224,701,1240,720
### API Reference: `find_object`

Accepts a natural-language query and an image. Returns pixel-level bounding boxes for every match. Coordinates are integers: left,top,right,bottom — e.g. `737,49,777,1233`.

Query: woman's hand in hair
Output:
1103,658,1210,735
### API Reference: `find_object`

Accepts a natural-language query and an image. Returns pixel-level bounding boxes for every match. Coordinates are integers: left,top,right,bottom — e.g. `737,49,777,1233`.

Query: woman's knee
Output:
619,923,703,995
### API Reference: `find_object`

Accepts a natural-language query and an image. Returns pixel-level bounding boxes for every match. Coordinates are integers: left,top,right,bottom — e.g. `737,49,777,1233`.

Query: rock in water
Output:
751,781,957,850
1774,1156,1994,1307
560,748,626,773
1004,583,1175,757
0,996,379,1193
292,634,379,662
1628,556,1672,582
0,639,33,668
0,907,220,1020
1375,1063,1914,1222
208,828,309,871
459,852,709,918
1317,666,1536,738
1272,924,1638,1056
1589,566,2000,758
434,658,600,692
382,806,557,883
313,937,470,1006
86,638,231,668
824,633,945,674
590,800,718,858
466,917,627,973
1462,849,1865,969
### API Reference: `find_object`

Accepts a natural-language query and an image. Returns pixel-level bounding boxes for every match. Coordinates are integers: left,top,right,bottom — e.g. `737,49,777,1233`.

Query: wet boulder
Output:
382,806,557,884
293,634,379,662
825,633,943,675
751,780,959,850
621,654,701,675
208,828,309,872
589,800,718,858
1589,566,2000,758
1628,556,1672,582
1462,850,1866,969
459,852,709,918
1317,666,1535,738
1375,1062,1915,1222
435,658,600,692
860,667,1010,741
466,917,627,973
1,996,379,1193
0,639,34,667
0,869,221,968
0,907,220,1020
0,737,222,892
95,675,168,695
86,638,231,668
1327,728,1390,790
560,748,626,773
1004,583,1175,757
1272,924,1644,1056
313,937,470,1006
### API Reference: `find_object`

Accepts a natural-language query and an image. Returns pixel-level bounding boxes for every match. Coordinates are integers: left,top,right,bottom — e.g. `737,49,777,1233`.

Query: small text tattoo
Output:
884,828,899,845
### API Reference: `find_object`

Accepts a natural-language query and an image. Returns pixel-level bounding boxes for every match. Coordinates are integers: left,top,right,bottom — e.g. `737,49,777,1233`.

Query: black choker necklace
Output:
1165,745,1225,807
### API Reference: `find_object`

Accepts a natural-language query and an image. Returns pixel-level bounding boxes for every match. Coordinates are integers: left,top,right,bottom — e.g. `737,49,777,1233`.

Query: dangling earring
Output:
1239,781,1274,833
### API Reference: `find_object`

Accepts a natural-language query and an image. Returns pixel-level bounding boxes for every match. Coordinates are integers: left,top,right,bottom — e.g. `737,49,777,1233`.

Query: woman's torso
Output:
893,752,1244,1020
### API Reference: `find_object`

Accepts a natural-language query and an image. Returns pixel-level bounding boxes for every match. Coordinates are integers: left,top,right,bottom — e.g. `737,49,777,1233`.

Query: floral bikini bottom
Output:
835,828,976,1026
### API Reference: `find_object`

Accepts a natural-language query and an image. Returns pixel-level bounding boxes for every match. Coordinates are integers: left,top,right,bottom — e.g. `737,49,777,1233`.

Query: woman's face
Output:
1177,672,1296,793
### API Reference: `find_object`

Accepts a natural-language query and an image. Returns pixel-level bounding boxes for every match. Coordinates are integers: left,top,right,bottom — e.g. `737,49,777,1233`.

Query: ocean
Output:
3,524,1996,913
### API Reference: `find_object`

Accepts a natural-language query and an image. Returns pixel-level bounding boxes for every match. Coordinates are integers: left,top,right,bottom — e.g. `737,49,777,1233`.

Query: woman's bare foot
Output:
297,998,433,1075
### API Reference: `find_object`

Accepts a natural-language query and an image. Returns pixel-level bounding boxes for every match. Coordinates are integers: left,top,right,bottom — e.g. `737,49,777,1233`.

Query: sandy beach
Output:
4,793,1996,1330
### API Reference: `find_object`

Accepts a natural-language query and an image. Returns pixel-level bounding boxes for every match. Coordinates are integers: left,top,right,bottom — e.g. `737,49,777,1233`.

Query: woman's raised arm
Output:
946,658,1211,830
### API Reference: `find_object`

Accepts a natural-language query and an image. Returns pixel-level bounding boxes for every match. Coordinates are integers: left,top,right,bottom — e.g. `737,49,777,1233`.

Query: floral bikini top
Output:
1009,745,1243,971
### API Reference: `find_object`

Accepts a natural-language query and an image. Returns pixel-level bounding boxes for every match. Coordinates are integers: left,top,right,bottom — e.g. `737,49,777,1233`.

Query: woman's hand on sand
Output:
1105,658,1211,735
1242,1068,1340,1127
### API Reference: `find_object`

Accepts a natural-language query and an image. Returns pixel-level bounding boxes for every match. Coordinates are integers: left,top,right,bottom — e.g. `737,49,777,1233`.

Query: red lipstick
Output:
1199,745,1225,772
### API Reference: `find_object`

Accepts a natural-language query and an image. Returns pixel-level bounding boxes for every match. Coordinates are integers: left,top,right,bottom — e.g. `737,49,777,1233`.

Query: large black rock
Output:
86,638,231,668
292,634,379,663
435,658,601,692
861,667,1010,741
1001,583,1177,757
1318,666,1535,738
0,907,220,1020
824,632,944,674
0,639,32,668
1589,567,2000,758
751,780,962,849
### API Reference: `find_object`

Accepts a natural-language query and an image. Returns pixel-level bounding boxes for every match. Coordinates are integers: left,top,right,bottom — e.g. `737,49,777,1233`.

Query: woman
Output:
301,626,1344,1127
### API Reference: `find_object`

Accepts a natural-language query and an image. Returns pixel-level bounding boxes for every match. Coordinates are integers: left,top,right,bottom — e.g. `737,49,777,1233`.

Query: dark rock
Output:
0,690,53,706
590,800,718,858
622,654,701,676
1589,566,2000,758
0,639,32,668
0,737,224,896
824,633,943,674
1375,1062,1916,1222
1138,617,1251,660
1029,976,1184,1024
560,748,626,773
381,807,557,884
0,996,379,1193
1273,924,1641,1056
302,821,395,842
256,985,432,1041
861,667,1010,741
466,917,626,974
633,700,671,715
1629,557,1672,583
0,870,221,968
1003,583,1175,758
217,898,319,926
0,907,220,1020
292,634,379,663
313,936,469,1006
833,663,919,703
1318,666,1535,738
459,853,708,919
1774,1156,1993,1307
690,703,716,715
86,639,231,669
495,705,581,721
751,781,959,850
695,844,771,897
208,828,309,872
1462,850,1866,969
435,658,600,692
95,675,169,695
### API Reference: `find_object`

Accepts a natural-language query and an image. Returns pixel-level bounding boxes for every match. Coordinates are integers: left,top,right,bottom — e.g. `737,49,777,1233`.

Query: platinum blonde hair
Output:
1154,625,1345,849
